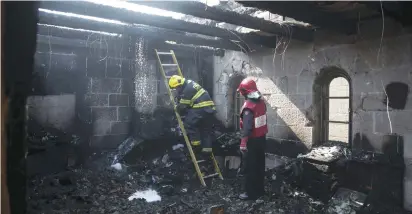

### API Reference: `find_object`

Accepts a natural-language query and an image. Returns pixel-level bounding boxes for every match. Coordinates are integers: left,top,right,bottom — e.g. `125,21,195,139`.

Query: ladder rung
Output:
161,64,177,66
197,160,206,164
157,52,172,55
203,173,219,179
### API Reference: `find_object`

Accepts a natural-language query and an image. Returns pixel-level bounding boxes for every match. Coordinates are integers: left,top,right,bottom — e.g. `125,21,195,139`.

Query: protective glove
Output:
240,137,248,152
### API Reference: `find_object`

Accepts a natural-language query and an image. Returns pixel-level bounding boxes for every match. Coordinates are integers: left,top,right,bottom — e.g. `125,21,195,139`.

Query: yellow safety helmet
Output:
169,75,185,88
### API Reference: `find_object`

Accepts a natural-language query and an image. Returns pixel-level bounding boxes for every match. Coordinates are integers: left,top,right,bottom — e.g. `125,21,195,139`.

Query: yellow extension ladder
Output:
155,49,223,187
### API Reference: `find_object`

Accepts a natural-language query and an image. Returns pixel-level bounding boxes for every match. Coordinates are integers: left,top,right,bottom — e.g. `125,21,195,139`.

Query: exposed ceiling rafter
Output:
37,11,247,52
239,1,357,34
36,34,225,57
136,1,313,41
39,1,277,49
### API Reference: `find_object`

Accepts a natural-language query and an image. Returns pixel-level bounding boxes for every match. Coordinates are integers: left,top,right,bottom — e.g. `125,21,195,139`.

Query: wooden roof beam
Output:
37,12,246,51
136,1,313,41
36,34,225,57
39,1,277,49
239,1,357,34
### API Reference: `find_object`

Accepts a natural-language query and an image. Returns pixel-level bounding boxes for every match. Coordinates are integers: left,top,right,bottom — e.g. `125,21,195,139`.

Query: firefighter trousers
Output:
241,136,266,199
183,108,215,149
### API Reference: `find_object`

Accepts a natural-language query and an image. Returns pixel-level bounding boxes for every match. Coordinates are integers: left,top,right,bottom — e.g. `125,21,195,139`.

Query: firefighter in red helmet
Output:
237,77,267,200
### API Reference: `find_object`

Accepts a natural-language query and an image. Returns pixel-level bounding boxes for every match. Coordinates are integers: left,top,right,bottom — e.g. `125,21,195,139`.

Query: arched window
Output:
313,67,352,146
327,77,350,143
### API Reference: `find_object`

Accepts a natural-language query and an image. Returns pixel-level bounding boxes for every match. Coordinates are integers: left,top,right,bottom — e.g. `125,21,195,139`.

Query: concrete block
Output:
374,111,412,134
110,122,129,135
266,110,278,126
86,57,107,78
287,76,298,95
275,76,288,94
277,108,299,126
261,55,275,77
352,72,376,94
118,107,132,122
92,107,117,121
91,78,122,93
93,119,111,135
106,57,123,78
256,77,280,94
371,69,411,89
404,134,412,159
404,162,412,180
273,125,292,139
381,36,412,68
288,95,306,109
297,75,313,94
405,95,412,111
360,93,385,110
266,94,293,109
84,94,108,107
304,94,313,108
352,111,374,134
109,94,129,106
356,35,412,71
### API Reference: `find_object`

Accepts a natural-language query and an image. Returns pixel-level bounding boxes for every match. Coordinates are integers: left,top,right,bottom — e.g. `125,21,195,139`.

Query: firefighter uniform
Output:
169,75,216,153
237,77,268,200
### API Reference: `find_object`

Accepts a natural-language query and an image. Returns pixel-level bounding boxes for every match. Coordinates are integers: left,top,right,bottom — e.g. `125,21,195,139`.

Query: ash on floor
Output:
27,146,323,214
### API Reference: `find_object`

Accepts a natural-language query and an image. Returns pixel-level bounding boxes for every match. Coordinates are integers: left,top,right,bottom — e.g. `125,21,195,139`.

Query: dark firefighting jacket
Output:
176,79,215,114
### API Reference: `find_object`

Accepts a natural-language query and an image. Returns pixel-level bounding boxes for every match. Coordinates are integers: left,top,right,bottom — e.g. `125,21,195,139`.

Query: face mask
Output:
247,91,261,99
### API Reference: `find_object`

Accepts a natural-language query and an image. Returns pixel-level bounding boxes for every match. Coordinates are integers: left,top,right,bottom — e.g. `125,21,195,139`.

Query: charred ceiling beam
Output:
36,24,121,41
239,1,357,34
39,1,277,49
36,34,225,57
37,14,245,52
136,1,313,41
361,1,412,26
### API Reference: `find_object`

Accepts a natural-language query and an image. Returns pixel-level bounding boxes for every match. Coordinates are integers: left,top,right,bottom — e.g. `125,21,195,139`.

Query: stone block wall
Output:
85,56,135,150
31,36,135,151
213,19,412,154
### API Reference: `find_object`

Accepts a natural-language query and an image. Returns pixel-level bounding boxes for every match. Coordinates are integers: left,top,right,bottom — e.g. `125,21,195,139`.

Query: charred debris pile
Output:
27,128,408,213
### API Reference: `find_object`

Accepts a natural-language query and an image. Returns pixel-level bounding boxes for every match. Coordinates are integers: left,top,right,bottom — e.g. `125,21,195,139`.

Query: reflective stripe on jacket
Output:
178,80,215,109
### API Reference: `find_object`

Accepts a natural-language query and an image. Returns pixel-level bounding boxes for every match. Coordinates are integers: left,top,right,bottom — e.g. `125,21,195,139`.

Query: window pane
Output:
328,122,348,143
329,98,349,122
329,77,349,97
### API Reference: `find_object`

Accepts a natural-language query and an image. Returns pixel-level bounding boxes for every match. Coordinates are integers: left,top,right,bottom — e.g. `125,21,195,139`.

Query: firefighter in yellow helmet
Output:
169,75,216,153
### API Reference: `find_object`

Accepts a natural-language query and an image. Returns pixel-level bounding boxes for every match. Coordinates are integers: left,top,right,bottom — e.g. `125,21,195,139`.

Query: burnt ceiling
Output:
37,1,412,53
240,1,412,29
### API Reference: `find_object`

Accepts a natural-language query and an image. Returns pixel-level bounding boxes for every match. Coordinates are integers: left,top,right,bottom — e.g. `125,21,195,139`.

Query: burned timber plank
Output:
37,12,246,52
36,34,225,57
137,1,313,41
39,1,277,49
239,1,357,34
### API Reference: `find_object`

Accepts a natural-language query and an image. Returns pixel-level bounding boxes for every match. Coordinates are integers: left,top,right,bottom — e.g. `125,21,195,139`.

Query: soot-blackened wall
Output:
29,35,135,155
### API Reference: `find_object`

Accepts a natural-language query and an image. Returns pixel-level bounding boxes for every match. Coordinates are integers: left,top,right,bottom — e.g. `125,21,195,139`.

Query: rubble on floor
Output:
27,138,410,214
27,139,325,214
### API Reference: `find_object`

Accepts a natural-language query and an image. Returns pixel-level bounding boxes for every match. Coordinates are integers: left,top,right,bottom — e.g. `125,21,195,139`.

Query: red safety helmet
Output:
237,77,258,96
